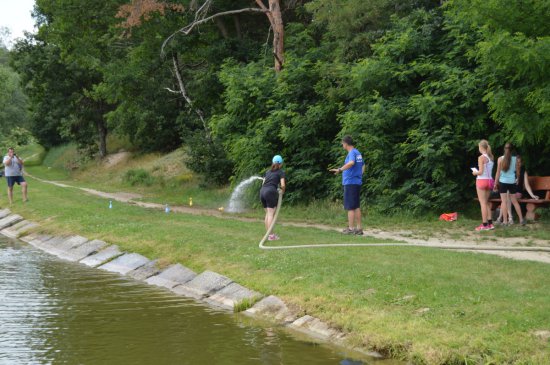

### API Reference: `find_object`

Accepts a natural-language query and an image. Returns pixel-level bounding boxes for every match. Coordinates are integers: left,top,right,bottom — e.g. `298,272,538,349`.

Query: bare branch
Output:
164,87,179,94
161,7,268,56
169,54,211,142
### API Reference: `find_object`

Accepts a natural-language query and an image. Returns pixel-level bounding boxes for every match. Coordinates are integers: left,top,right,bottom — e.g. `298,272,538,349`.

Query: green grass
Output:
16,142,46,167
30,144,550,243
5,173,550,364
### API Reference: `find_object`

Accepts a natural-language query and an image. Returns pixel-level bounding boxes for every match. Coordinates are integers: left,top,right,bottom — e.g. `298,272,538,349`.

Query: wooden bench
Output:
489,176,550,221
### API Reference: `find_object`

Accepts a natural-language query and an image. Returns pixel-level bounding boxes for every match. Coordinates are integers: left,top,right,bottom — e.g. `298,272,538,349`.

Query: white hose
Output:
259,191,550,253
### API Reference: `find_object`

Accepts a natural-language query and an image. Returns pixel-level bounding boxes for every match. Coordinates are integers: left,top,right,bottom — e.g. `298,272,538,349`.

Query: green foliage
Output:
185,131,233,186
0,63,29,131
124,168,156,186
8,0,550,214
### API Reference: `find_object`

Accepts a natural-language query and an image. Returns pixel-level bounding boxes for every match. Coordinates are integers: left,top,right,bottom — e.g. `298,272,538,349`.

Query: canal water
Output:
0,237,400,365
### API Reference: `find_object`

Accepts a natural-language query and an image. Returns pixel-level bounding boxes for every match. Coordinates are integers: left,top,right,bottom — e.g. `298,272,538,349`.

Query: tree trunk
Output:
269,0,284,71
233,15,242,40
214,17,229,39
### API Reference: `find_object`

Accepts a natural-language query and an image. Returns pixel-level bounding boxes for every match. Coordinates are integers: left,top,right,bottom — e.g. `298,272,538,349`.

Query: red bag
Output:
439,212,458,221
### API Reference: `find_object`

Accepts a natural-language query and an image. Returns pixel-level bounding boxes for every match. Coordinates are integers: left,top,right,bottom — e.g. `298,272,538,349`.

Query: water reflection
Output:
0,238,399,364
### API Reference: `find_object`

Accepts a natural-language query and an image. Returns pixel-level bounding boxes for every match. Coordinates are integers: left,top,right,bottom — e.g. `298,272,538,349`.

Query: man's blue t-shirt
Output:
342,148,364,185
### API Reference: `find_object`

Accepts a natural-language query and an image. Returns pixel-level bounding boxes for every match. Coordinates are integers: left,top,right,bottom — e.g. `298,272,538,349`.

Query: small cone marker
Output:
189,197,193,207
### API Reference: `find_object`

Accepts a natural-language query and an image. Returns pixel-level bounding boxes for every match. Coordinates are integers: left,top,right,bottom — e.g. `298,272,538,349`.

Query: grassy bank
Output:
26,144,550,242
5,150,550,363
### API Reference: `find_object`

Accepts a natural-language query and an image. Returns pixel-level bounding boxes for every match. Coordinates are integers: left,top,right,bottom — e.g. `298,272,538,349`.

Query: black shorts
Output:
260,187,278,209
498,182,517,194
343,184,361,210
6,176,25,188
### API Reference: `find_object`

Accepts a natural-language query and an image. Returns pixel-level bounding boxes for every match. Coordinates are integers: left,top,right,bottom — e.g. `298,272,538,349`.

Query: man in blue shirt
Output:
330,136,365,235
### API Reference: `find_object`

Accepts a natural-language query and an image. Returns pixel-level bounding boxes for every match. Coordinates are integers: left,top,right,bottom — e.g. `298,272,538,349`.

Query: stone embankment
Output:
0,209,377,358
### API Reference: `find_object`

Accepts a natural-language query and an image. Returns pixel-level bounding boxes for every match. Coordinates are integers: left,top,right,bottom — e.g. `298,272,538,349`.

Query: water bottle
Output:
189,197,193,207
165,204,170,213
109,200,113,209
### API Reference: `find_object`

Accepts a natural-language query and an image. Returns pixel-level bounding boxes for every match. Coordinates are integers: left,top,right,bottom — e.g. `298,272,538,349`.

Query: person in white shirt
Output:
3,147,28,204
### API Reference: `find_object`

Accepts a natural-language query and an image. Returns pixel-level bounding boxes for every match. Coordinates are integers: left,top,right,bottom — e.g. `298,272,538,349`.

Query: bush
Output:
185,131,233,186
124,168,156,186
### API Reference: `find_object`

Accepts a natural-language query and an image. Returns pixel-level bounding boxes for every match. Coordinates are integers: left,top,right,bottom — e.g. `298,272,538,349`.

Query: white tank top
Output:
477,153,494,180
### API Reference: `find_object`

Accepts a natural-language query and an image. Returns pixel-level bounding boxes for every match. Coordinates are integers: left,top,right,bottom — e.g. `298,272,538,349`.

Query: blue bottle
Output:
109,200,113,209
165,204,170,213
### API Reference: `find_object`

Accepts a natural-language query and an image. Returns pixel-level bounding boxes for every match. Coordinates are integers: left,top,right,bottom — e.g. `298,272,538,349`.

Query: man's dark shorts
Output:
6,176,26,188
343,184,361,210
260,187,278,209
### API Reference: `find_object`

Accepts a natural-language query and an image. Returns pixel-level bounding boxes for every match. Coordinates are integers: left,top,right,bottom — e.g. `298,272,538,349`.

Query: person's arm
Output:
493,157,502,191
279,177,286,194
3,156,12,167
362,163,366,174
330,161,355,174
523,172,539,200
473,155,485,176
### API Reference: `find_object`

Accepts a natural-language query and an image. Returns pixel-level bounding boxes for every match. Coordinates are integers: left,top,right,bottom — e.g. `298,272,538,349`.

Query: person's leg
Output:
21,181,28,202
266,208,276,232
354,207,363,235
264,208,269,231
507,193,513,222
509,194,524,223
500,193,509,224
476,187,487,223
347,210,355,230
482,190,492,225
7,186,13,205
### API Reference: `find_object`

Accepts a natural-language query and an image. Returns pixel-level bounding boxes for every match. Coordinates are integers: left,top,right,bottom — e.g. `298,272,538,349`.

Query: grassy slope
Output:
6,145,549,364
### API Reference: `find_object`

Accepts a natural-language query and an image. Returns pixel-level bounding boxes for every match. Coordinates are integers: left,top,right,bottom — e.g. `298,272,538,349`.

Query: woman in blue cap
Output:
260,155,286,241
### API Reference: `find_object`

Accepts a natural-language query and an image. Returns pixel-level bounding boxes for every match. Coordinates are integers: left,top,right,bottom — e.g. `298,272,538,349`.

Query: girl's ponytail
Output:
502,143,513,172
479,139,493,160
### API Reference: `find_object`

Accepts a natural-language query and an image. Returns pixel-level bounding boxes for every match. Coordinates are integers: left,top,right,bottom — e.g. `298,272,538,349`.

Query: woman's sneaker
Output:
268,234,280,241
475,224,490,231
342,227,355,235
487,224,495,230
521,219,527,226
354,229,364,236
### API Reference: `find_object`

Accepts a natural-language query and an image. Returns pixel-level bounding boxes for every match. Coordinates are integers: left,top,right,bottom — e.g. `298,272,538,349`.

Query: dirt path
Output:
29,174,550,264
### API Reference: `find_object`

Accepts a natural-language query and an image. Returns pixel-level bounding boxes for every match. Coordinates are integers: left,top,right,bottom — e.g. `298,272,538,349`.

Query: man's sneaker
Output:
354,229,364,236
342,228,355,235
475,224,490,231
268,234,280,241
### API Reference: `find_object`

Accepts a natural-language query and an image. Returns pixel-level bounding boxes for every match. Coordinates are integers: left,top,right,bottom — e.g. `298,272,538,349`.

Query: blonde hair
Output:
479,140,493,161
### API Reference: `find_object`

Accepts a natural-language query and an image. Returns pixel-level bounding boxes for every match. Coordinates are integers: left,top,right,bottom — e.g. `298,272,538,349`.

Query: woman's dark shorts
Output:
260,187,278,209
6,176,25,188
498,182,517,194
343,184,361,210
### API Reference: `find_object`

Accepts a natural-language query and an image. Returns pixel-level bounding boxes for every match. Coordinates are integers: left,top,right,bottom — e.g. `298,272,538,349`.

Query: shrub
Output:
124,168,156,186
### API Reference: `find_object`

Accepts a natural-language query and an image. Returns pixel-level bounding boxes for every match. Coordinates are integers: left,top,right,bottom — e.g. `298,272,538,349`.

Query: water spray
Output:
226,176,264,213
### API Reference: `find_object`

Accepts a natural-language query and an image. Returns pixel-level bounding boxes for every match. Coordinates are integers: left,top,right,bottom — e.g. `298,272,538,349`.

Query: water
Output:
0,237,401,365
226,176,264,213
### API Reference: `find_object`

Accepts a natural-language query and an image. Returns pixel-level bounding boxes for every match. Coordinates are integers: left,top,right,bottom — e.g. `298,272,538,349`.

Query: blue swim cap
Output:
272,155,283,164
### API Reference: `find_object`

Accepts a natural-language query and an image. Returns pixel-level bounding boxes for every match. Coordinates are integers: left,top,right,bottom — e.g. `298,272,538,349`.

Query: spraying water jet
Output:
226,176,264,213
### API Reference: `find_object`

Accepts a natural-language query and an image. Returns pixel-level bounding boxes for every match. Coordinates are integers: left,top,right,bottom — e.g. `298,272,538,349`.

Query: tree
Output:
159,0,285,71
28,0,127,157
